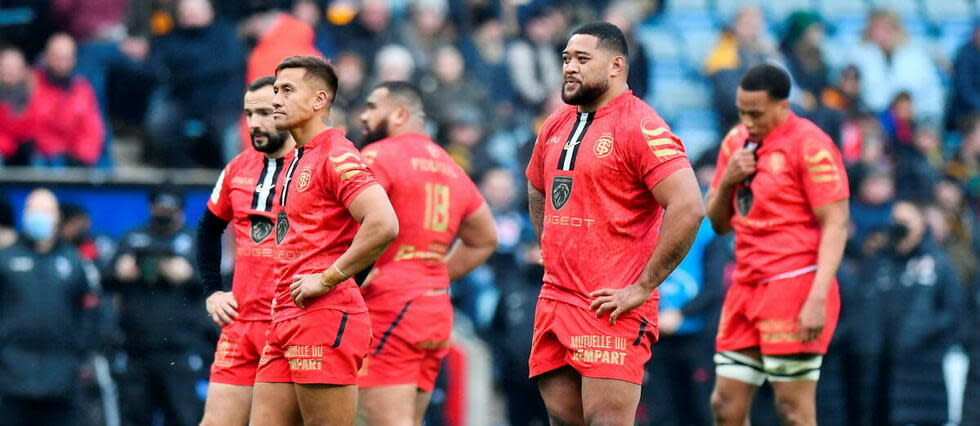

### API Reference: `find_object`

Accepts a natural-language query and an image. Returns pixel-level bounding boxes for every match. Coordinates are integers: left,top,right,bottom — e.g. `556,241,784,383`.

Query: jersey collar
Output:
591,90,633,119
760,112,800,149
304,128,344,151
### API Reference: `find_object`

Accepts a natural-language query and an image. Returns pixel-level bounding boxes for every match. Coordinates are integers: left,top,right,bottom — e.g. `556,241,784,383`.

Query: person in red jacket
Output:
0,45,34,165
26,33,104,167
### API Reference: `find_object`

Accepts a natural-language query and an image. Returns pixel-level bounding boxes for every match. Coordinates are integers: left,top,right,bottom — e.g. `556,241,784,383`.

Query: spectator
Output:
964,269,980,425
855,200,963,426
946,115,980,203
643,154,722,426
0,188,101,426
440,104,493,176
849,166,896,255
946,21,980,133
59,204,102,263
145,0,245,168
108,189,206,426
482,168,547,426
50,0,128,43
330,0,396,68
780,11,829,101
27,33,105,167
0,45,34,166
704,5,780,130
458,14,514,111
602,0,650,100
243,6,321,86
847,9,944,124
931,179,979,285
0,195,14,249
421,44,492,129
399,0,456,71
333,50,369,111
506,4,562,115
291,0,337,57
372,44,417,84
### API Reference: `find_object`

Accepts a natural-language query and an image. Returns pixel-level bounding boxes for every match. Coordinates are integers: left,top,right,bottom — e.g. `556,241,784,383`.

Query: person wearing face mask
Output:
854,200,964,426
108,188,206,426
0,188,101,426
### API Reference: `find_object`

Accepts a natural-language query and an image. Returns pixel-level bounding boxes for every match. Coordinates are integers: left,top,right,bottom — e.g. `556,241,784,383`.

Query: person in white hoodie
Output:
847,9,944,124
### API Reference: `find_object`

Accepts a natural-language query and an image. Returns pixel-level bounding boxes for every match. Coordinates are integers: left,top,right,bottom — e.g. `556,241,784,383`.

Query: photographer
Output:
855,200,963,426
108,189,206,426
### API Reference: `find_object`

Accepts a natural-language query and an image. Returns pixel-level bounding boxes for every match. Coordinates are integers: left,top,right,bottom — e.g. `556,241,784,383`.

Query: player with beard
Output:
196,76,296,426
355,81,499,425
250,56,398,426
525,22,704,425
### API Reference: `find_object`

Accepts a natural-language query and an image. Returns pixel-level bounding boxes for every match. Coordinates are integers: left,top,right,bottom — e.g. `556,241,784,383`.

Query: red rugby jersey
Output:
359,133,485,307
208,149,292,321
710,113,849,285
271,128,379,321
525,90,692,322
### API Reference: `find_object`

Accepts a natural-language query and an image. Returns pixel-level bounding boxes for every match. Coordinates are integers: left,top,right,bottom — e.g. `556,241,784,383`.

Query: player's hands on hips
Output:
589,284,652,325
798,297,826,342
721,147,757,186
290,274,330,309
206,291,239,326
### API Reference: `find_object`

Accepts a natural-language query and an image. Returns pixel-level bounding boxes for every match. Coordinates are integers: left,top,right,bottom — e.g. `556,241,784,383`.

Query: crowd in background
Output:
1,0,980,425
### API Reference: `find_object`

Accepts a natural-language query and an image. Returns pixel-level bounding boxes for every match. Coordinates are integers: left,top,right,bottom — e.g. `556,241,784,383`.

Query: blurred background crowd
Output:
1,0,980,425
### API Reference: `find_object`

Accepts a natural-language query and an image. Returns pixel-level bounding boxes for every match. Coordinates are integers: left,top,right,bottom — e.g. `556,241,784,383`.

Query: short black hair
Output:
247,75,277,93
373,81,425,115
739,64,791,100
275,56,339,96
570,22,628,58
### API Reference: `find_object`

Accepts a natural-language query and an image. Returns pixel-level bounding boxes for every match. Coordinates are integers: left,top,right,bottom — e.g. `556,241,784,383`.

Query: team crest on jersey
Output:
594,133,614,158
276,211,290,244
552,176,573,210
296,168,312,192
249,215,273,243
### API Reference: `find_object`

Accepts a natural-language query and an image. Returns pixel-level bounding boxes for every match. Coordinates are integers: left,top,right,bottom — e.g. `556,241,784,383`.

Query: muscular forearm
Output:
528,183,544,240
705,184,735,234
808,219,847,301
329,212,398,283
637,200,704,291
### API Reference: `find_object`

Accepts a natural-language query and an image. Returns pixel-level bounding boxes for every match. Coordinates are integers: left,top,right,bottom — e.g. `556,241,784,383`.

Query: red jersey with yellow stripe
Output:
207,149,291,321
359,133,485,307
709,113,849,285
271,128,379,321
525,90,692,322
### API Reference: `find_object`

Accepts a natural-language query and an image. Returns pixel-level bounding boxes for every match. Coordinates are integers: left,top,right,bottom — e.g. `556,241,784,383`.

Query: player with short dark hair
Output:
355,81,499,425
706,63,849,426
249,55,399,426
526,22,705,425
196,76,295,426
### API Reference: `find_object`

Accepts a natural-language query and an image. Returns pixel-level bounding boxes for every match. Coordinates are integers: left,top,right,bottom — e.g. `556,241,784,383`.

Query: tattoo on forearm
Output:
528,187,544,239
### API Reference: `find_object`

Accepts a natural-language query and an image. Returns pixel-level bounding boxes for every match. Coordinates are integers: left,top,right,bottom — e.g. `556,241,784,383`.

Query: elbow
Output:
379,214,399,246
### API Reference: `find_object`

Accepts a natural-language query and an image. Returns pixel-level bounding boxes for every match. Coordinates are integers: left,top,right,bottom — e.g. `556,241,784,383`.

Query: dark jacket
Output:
947,40,980,131
855,240,964,425
963,275,980,425
0,239,100,398
107,226,207,354
149,20,245,117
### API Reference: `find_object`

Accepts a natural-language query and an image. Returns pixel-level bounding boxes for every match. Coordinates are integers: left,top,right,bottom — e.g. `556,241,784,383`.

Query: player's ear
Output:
313,90,332,111
610,55,626,78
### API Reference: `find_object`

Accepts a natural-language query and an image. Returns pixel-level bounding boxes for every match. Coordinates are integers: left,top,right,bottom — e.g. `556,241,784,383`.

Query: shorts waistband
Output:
758,265,818,285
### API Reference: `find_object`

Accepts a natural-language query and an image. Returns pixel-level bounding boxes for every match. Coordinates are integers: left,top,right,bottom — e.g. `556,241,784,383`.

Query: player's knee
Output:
710,388,743,423
773,393,813,426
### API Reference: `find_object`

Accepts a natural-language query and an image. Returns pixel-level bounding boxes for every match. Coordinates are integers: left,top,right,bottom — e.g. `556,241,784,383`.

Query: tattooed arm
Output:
528,182,545,241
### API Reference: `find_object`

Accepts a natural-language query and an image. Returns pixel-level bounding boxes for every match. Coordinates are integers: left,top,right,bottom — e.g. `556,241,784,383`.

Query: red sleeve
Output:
627,112,691,190
325,146,378,208
70,81,105,165
207,160,235,221
710,127,745,190
361,146,392,193
525,116,554,191
800,134,850,208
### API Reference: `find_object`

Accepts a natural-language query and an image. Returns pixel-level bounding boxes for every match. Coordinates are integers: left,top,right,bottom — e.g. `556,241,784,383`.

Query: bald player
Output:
356,81,498,425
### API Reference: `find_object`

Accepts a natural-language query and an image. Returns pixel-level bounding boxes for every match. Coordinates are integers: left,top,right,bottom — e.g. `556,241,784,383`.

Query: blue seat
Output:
922,0,973,24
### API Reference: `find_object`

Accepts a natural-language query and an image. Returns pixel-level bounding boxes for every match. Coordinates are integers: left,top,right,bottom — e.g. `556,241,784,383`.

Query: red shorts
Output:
358,292,453,393
528,298,657,385
716,272,840,355
209,319,270,386
255,309,372,385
